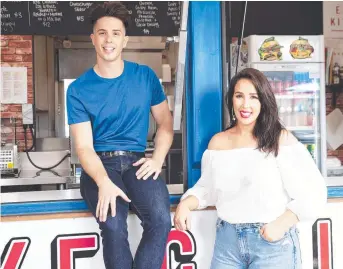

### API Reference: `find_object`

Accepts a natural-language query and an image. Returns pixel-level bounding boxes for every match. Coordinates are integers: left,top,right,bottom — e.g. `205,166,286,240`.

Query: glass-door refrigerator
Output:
230,35,327,176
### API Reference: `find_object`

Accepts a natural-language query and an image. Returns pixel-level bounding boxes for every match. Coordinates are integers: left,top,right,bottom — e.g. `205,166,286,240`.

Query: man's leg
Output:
80,167,132,269
122,167,171,269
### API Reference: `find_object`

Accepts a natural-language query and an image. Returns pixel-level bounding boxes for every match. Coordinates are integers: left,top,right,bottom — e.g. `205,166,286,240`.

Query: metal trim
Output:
1,189,342,216
173,1,189,130
1,200,88,216
0,195,182,216
327,187,343,198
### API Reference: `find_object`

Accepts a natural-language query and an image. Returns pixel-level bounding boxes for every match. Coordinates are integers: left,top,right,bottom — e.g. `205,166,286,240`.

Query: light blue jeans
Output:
210,219,302,269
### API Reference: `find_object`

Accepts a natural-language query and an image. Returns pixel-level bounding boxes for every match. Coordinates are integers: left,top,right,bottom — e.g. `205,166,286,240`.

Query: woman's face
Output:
232,78,261,127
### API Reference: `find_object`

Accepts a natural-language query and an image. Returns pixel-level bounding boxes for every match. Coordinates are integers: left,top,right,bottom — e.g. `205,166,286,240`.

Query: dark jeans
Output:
80,152,171,269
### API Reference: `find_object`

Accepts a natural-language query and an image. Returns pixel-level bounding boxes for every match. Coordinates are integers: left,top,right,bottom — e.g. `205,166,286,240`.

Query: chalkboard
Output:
1,2,30,34
1,1,181,36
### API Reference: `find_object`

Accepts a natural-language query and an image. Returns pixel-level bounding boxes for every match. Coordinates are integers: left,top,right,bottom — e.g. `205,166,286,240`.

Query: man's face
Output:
90,16,128,62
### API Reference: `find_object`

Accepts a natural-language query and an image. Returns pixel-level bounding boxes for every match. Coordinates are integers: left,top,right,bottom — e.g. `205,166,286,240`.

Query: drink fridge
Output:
230,35,327,176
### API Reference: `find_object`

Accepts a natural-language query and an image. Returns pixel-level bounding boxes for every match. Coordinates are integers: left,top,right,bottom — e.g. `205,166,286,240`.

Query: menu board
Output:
1,1,30,34
0,1,181,36
125,1,180,36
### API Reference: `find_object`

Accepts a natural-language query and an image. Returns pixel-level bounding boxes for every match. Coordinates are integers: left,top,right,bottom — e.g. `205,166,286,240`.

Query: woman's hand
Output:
174,202,192,231
260,220,288,242
261,209,299,242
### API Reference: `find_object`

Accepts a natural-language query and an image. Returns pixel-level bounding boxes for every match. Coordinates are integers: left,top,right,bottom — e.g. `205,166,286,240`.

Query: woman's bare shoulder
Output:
208,130,234,150
279,129,298,146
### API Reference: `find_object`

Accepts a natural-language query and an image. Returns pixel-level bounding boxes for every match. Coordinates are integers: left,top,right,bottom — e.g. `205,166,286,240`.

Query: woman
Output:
174,68,327,269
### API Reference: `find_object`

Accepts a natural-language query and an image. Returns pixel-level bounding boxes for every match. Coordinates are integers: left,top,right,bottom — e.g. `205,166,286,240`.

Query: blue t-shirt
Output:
66,60,166,152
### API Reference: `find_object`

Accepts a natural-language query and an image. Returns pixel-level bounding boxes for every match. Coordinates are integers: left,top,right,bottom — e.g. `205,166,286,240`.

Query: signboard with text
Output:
1,203,343,269
324,1,343,39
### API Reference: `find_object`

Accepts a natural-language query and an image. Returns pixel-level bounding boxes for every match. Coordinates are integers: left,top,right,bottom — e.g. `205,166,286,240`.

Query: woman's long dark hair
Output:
226,68,285,156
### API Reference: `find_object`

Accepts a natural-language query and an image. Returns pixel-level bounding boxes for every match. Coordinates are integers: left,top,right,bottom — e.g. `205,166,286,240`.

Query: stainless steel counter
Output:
1,150,72,186
1,169,71,185
1,167,78,193
1,177,68,186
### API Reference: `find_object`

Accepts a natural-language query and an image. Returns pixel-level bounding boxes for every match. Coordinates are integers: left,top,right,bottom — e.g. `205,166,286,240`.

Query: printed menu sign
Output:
1,67,27,104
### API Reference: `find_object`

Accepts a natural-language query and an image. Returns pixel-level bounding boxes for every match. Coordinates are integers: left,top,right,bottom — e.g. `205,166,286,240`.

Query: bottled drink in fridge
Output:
279,101,286,125
298,100,308,126
284,99,292,127
283,79,292,92
268,79,276,93
306,100,314,126
292,99,300,126
306,144,316,161
274,80,283,94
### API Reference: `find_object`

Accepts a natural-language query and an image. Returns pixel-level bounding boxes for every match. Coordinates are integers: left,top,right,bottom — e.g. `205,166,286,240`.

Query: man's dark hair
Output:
226,68,285,157
90,2,130,33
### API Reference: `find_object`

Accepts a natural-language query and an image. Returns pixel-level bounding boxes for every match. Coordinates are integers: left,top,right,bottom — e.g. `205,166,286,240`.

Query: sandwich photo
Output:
289,37,314,59
258,37,283,61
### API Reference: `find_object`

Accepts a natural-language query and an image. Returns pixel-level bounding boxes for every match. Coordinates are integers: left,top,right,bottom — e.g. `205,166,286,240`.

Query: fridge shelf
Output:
275,94,318,99
291,128,319,144
287,126,314,131
298,138,316,144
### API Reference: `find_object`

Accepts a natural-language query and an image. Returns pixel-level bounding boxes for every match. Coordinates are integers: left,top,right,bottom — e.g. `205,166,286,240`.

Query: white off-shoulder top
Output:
181,142,327,223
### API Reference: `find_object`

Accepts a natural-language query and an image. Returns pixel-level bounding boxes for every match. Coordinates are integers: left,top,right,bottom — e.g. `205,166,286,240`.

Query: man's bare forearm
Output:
152,125,173,165
77,147,109,186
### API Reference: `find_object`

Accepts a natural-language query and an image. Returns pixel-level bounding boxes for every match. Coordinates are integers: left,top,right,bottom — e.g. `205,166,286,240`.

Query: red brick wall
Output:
326,90,343,163
1,35,33,152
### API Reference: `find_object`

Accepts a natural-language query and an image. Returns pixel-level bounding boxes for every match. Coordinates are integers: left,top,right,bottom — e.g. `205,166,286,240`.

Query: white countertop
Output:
0,184,183,204
325,176,343,187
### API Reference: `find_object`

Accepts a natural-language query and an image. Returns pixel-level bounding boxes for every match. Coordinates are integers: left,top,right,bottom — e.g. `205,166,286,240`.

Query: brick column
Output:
1,35,33,152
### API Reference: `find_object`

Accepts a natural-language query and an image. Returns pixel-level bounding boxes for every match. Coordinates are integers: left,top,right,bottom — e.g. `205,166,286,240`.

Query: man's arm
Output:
70,122,130,222
151,100,174,165
70,121,108,185
134,100,173,179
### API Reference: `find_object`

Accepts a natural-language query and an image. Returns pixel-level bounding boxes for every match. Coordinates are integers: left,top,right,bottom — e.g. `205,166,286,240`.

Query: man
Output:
66,2,173,269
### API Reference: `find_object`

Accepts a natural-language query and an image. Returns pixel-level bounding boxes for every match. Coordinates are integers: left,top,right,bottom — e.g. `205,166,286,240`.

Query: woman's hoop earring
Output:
232,108,236,121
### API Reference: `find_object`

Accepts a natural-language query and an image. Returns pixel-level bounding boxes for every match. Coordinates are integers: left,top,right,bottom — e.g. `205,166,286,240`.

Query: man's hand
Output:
174,202,192,231
260,219,289,242
133,157,163,180
96,177,131,222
